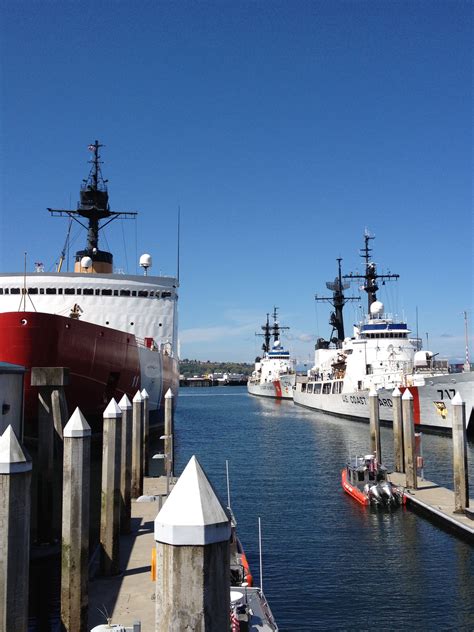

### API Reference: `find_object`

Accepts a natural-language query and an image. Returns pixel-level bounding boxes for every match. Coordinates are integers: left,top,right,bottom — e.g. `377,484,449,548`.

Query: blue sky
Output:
0,1,472,363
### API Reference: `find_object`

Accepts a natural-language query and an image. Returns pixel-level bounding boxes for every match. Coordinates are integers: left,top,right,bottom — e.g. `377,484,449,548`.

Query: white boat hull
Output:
294,372,474,433
247,374,295,400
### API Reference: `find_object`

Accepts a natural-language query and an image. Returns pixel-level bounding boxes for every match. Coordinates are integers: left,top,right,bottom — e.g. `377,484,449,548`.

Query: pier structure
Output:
368,386,382,462
0,426,32,632
141,388,150,477
402,389,417,489
451,393,469,513
154,455,231,631
131,390,144,498
391,386,404,472
119,393,133,534
61,408,91,632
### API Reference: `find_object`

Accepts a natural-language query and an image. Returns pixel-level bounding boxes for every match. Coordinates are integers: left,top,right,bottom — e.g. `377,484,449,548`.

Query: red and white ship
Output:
0,141,179,436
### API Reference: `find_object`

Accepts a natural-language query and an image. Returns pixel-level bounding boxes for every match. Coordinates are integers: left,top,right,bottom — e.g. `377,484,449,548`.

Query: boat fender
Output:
151,546,157,581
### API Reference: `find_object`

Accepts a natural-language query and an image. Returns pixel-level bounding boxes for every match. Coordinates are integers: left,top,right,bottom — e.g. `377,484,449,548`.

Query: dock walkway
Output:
389,473,474,543
88,476,172,630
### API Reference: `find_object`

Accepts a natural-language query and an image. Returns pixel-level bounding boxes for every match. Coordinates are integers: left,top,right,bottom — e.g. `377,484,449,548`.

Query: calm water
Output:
29,385,474,630
174,386,474,632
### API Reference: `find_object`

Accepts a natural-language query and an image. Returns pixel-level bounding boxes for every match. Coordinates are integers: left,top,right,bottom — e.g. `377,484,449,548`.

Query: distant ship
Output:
247,307,296,400
0,141,179,436
293,233,473,434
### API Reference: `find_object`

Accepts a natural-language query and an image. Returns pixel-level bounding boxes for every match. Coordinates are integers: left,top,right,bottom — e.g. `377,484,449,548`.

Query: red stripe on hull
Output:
341,469,369,505
0,312,141,436
273,380,282,398
399,386,421,424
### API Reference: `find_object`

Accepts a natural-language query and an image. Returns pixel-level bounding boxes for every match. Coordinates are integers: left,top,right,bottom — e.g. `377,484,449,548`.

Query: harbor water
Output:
174,386,473,632
28,385,474,630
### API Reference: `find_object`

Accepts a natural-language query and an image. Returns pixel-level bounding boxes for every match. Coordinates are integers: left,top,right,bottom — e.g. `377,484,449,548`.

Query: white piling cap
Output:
141,388,149,400
155,455,231,546
392,386,402,397
64,407,91,438
369,386,378,397
402,388,413,400
133,390,143,403
118,393,132,410
165,388,174,399
451,392,463,406
0,425,32,474
103,398,122,418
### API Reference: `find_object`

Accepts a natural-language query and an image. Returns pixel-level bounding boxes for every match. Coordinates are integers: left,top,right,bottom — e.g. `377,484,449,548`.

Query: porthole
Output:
106,321,109,325
130,322,134,325
20,318,28,326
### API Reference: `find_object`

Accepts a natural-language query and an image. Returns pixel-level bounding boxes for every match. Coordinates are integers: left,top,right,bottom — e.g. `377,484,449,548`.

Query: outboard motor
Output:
379,482,396,504
368,484,383,504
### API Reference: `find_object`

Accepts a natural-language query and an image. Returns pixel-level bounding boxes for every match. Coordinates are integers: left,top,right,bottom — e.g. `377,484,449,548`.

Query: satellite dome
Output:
370,301,384,317
273,340,280,348
81,256,92,269
139,253,152,269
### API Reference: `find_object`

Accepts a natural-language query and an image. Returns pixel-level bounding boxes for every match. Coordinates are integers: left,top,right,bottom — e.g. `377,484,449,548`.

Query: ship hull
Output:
294,372,474,434
247,374,295,400
0,312,178,437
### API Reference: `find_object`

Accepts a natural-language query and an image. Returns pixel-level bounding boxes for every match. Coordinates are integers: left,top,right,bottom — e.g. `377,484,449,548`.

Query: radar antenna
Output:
343,230,399,313
271,306,289,344
255,313,271,354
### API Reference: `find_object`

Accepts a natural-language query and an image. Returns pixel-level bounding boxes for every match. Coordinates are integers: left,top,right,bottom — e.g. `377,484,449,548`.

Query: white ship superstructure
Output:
248,308,296,400
293,234,473,434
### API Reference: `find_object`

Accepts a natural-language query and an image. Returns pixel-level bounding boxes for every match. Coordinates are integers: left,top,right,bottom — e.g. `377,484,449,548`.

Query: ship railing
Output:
135,337,175,357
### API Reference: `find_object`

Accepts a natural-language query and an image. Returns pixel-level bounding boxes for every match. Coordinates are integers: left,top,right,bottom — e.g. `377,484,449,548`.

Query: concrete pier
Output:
392,386,404,473
368,387,381,462
402,389,417,489
61,408,91,632
100,398,122,576
164,389,174,476
141,388,150,477
119,394,133,535
452,393,469,513
155,455,231,631
131,390,143,499
0,426,32,632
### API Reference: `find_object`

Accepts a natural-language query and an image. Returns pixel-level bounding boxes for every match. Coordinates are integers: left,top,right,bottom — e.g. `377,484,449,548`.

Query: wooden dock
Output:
389,472,474,543
88,476,173,630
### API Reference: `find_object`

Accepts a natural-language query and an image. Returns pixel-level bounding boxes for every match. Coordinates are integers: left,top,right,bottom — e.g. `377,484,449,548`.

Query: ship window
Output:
0,288,3,294
40,289,44,294
162,291,172,298
65,288,75,295
120,290,131,296
131,291,137,297
76,289,82,295
58,288,63,294
301,383,306,392
83,289,94,295
149,291,155,297
322,383,331,394
155,292,161,298
28,288,38,295
314,383,322,394
113,290,118,296
10,288,20,294
357,470,365,482
4,289,8,294
307,384,314,394
332,381,343,394
46,288,57,295
138,290,148,297
95,289,100,295
101,289,112,296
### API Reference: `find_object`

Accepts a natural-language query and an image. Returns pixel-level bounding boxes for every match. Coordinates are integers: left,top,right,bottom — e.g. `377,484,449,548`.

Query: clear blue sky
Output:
0,1,472,363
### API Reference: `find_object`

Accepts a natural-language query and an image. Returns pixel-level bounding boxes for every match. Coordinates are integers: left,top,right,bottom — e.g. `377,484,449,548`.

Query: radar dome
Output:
139,254,152,269
273,340,280,347
370,301,384,317
80,256,92,269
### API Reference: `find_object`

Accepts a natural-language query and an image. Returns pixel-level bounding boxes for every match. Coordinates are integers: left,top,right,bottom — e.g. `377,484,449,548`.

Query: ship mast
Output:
48,141,137,273
315,258,359,347
343,231,399,314
271,306,289,344
256,313,271,354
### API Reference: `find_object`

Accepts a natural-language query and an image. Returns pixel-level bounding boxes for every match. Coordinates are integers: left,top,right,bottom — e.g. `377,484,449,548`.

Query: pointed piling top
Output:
133,390,143,403
0,425,32,474
64,407,91,438
155,455,231,546
452,391,463,406
141,388,149,400
118,393,132,410
165,388,174,399
103,397,122,418
369,386,378,397
392,386,401,397
402,388,413,400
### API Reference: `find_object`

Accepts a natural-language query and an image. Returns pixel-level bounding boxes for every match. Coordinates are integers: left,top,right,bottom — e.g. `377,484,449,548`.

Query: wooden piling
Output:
402,389,417,489
155,455,231,631
368,387,381,463
61,408,91,632
100,398,122,576
141,388,150,477
31,366,69,543
164,388,174,477
392,386,404,472
0,426,32,632
118,394,132,534
131,390,143,499
452,392,469,513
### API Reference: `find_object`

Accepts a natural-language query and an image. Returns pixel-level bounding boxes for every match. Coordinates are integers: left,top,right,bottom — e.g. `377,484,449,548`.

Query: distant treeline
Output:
180,359,253,377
